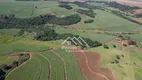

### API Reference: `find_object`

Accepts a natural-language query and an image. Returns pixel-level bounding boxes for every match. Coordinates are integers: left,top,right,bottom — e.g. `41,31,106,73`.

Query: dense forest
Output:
135,13,142,18
0,14,81,29
95,1,141,11
77,9,96,18
59,4,73,10
73,1,102,10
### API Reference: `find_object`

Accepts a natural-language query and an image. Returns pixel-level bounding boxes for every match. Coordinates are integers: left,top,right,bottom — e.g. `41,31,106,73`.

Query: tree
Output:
0,64,12,70
0,68,6,80
116,55,120,60
128,40,137,45
103,44,109,49
11,61,19,68
113,44,116,48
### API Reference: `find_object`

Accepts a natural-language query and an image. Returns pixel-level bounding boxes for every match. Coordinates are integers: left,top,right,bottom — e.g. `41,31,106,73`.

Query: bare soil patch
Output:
70,48,116,80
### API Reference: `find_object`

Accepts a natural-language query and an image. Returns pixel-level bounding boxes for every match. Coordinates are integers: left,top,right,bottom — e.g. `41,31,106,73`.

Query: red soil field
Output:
139,48,142,52
96,25,104,29
70,48,115,80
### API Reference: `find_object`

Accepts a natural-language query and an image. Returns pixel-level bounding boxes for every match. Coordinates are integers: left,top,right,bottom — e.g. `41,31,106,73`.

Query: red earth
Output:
70,48,115,80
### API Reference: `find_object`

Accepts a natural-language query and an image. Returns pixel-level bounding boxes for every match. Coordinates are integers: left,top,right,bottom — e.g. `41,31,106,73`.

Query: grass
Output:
0,29,20,36
131,34,142,42
0,1,33,15
0,34,13,44
0,34,61,55
130,34,142,47
0,1,75,18
89,46,136,80
0,43,48,55
6,50,85,80
55,27,115,43
68,4,142,32
134,68,142,80
0,56,16,65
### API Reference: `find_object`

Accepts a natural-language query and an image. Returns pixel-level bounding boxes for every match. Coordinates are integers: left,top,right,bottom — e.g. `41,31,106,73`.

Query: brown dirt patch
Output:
70,48,116,80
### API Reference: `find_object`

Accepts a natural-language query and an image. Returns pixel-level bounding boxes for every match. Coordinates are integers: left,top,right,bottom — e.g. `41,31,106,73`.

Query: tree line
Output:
111,10,142,25
135,13,142,18
59,4,73,10
0,14,81,29
95,1,141,11
33,27,102,48
76,9,96,18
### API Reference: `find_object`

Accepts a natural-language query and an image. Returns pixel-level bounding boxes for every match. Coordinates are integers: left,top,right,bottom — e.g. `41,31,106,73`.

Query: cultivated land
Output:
6,50,85,80
0,0,142,80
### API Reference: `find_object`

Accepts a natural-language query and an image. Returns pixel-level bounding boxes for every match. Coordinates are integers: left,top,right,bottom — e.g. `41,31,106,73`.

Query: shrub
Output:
84,19,94,23
114,59,119,63
116,55,120,60
103,44,109,49
113,44,116,48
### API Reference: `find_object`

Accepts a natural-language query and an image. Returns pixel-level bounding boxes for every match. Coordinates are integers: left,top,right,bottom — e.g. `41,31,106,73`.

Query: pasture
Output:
0,1,34,18
0,1,75,18
130,34,142,42
68,9,141,32
0,34,61,55
90,45,142,80
0,56,16,65
55,27,115,43
0,29,20,36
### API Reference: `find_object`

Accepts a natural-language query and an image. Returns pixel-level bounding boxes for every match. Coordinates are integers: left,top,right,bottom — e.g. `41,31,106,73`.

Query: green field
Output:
0,29,20,36
0,34,61,55
131,34,142,42
134,68,142,80
0,56,16,65
68,4,142,32
55,27,115,43
90,44,142,80
0,0,142,80
6,50,85,80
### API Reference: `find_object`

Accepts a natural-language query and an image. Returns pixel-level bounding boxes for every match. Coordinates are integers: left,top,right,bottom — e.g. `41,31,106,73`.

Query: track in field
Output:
71,48,116,80
6,48,116,80
6,50,85,80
